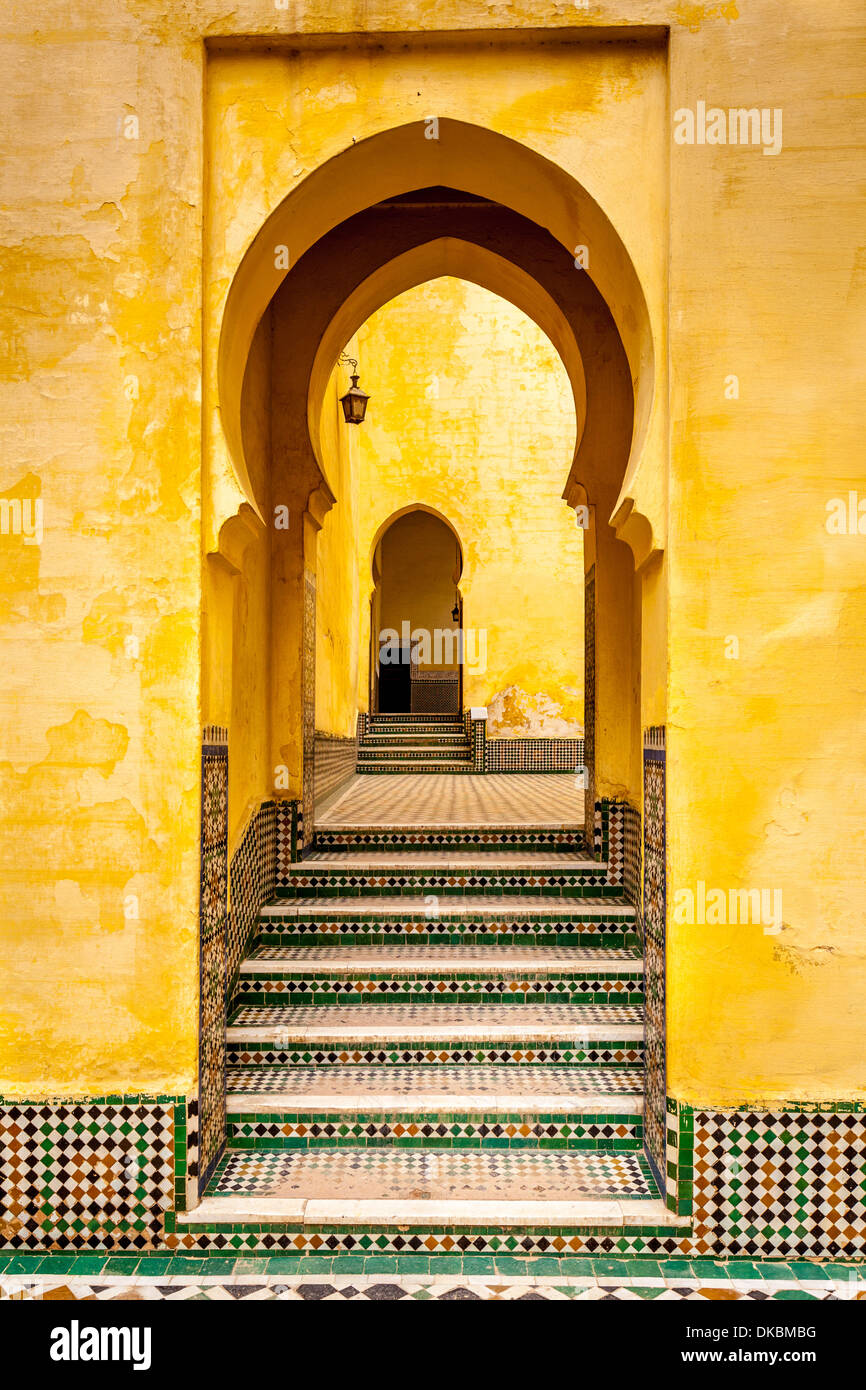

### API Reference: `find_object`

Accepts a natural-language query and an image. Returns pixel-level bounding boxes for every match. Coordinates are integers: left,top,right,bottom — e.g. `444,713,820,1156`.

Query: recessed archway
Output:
370,507,464,715
213,118,661,567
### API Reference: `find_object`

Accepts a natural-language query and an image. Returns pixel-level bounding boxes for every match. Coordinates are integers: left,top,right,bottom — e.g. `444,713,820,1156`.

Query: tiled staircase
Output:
357,713,472,773
181,823,688,1256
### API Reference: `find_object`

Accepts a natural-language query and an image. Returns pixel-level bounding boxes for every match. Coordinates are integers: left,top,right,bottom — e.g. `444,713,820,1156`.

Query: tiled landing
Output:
225,1062,644,1108
205,1147,657,1201
317,773,585,827
228,1002,644,1037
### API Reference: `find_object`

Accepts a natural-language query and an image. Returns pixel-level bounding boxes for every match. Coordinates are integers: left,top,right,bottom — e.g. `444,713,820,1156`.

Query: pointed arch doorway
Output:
370,506,464,714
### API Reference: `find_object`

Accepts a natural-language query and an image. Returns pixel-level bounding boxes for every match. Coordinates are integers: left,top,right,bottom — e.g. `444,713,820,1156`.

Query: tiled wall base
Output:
3,1092,862,1257
643,728,666,1188
199,728,228,1187
314,733,358,804
0,1095,191,1249
227,800,277,995
486,738,585,773
666,1099,866,1259
411,671,460,712
275,799,304,880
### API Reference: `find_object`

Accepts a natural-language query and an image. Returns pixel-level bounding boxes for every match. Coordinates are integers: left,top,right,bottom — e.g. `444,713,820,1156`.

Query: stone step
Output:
275,856,611,900
231,946,645,1008
368,715,464,725
226,1003,644,1068
312,826,587,853
359,742,470,755
177,1148,688,1240
242,944,642,968
357,761,476,774
295,851,600,868
225,1062,645,1111
360,733,470,745
256,896,638,948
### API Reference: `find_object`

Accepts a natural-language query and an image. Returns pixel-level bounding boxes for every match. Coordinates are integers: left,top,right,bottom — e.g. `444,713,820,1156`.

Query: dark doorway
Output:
377,643,412,711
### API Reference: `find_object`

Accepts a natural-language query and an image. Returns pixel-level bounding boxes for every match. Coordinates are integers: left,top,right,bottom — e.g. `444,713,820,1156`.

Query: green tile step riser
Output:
230,986,646,1009
9,1253,861,1275
274,885,619,901
357,765,477,774
311,834,589,852
224,1046,645,1067
358,748,471,758
360,735,470,745
225,1126,644,1151
254,928,641,949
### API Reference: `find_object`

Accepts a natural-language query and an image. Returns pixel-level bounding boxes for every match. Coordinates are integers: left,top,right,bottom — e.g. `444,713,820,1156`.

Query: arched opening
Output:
207,123,661,846
370,508,464,715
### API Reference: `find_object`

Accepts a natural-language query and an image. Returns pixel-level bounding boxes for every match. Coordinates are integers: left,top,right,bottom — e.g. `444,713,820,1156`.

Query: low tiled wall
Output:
486,737,585,772
314,733,358,804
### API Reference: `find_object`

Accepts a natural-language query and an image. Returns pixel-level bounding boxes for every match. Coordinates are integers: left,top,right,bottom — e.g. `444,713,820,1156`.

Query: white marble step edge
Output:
239,951,645,976
178,1195,688,1229
286,856,600,872
226,1021,645,1043
226,1090,644,1115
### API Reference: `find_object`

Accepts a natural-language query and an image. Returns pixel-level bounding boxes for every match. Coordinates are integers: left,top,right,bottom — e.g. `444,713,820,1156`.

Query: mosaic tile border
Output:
302,569,316,846
410,671,460,714
225,1113,643,1151
6,1251,863,1294
643,728,666,1191
0,1095,188,1250
672,1101,866,1258
199,729,228,1187
224,1042,645,1069
255,915,639,949
230,973,646,1009
275,798,303,880
584,565,595,829
226,800,277,1000
486,739,585,773
3,1094,860,1257
275,864,613,900
311,828,589,852
314,733,358,804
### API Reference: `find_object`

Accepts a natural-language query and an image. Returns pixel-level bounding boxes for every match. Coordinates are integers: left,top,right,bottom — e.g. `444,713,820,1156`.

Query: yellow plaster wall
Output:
314,358,362,740
355,278,584,736
3,1,864,1111
663,6,866,1105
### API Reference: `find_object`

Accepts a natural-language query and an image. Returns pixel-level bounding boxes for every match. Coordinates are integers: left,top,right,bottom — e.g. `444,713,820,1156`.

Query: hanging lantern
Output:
338,352,370,424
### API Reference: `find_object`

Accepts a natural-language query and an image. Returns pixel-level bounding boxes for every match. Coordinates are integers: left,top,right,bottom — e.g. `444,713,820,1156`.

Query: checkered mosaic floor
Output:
225,1064,645,1098
207,1147,657,1200
248,945,639,963
317,774,585,827
228,1003,644,1029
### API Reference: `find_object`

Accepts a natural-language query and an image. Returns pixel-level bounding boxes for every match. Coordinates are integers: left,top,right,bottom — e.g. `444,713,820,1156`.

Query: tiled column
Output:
198,725,228,1189
642,726,667,1193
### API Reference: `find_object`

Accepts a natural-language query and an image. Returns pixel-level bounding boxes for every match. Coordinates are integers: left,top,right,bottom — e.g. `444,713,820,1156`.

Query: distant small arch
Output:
369,503,464,587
